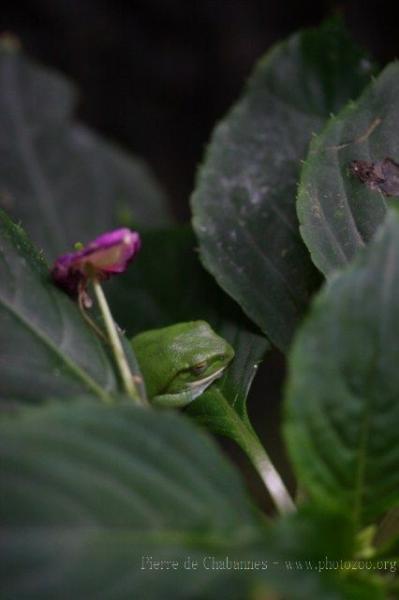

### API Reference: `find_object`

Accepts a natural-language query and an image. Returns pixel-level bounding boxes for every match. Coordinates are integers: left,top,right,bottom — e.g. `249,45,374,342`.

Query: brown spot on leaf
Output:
349,158,399,197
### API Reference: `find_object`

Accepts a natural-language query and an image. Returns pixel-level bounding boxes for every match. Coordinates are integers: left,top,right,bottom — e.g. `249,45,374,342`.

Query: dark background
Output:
1,0,397,511
1,0,397,220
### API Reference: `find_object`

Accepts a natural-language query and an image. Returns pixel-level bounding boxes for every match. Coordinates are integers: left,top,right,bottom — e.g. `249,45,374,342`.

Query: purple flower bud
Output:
51,228,141,302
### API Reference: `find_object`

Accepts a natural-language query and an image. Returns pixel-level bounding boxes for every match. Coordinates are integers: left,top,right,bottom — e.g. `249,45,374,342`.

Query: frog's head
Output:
132,320,234,400
165,321,235,396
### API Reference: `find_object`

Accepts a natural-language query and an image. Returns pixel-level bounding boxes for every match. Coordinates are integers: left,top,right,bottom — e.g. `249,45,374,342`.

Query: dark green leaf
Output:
285,208,399,527
213,318,265,421
0,209,118,404
0,400,257,600
191,19,374,350
254,507,385,600
0,401,376,600
0,38,171,261
297,64,399,276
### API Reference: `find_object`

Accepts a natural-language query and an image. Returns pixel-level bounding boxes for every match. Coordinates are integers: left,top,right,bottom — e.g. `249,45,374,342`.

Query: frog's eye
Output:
190,362,207,376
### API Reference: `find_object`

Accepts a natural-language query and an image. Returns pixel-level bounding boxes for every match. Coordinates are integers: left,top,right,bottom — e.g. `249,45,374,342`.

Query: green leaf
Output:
0,401,377,599
255,507,385,600
297,63,399,276
213,318,266,421
0,209,118,404
0,37,171,261
191,19,374,350
285,208,399,527
0,400,257,599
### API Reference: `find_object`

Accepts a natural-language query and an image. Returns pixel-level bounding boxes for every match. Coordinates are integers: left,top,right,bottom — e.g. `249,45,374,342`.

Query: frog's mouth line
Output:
186,366,225,389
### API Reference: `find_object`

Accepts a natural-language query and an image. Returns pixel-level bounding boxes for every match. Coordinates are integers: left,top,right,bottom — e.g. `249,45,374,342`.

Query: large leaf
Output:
191,19,375,351
297,64,399,276
0,400,375,600
0,209,119,404
0,401,256,599
0,36,171,261
285,208,399,527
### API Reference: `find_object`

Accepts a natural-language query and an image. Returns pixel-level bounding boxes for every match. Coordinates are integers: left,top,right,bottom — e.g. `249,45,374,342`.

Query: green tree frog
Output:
131,321,234,407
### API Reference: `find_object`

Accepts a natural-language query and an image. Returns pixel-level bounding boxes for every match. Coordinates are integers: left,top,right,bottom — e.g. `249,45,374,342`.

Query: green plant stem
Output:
194,390,296,515
225,399,296,514
92,279,144,406
239,422,296,515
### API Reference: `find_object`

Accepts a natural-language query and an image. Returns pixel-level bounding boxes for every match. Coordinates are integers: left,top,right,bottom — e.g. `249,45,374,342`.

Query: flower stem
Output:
78,290,108,343
92,279,144,406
